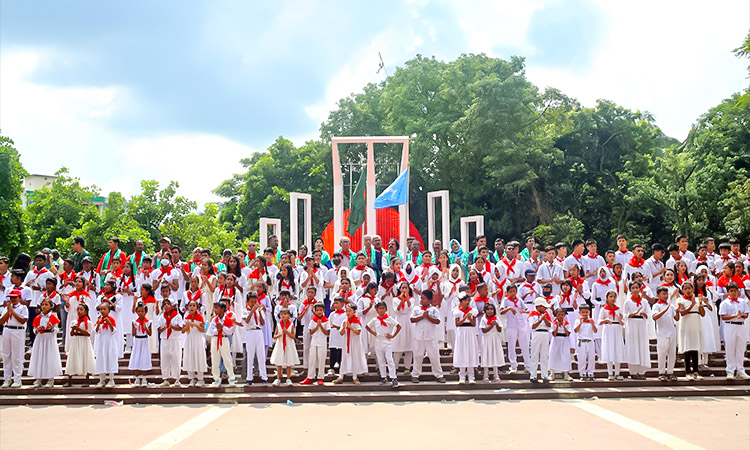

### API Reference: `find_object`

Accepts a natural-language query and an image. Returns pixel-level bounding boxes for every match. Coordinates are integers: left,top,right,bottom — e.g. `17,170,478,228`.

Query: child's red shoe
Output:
300,378,313,385
317,380,324,385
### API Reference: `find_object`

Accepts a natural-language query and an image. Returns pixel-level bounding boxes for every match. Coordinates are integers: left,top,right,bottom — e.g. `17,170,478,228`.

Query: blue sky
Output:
2,0,748,205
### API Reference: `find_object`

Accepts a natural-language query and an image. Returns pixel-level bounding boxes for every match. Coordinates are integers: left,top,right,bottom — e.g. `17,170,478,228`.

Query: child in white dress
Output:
480,303,504,383
93,303,118,388
677,281,705,380
182,300,207,386
574,305,597,381
128,302,152,386
453,294,478,384
392,281,415,375
270,308,300,386
624,281,651,379
549,308,573,381
334,304,368,384
64,304,95,387
599,290,625,380
28,298,63,387
357,282,379,355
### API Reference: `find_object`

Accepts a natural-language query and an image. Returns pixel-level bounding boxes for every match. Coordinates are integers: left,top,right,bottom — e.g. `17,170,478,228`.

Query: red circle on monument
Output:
320,208,424,255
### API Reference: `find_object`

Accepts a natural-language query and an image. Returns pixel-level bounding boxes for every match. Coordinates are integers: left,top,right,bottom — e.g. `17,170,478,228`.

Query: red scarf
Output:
587,252,599,259
604,304,619,320
397,295,410,310
503,257,517,273
214,313,233,348
186,289,202,303
628,255,644,267
185,313,204,324
142,295,157,304
163,310,178,338
377,314,389,327
257,293,268,305
75,315,89,333
486,314,498,325
559,291,572,305
656,300,668,305
729,297,740,303
569,276,584,288
506,296,520,308
158,265,173,278
475,295,489,305
630,295,643,308
136,316,149,334
529,310,552,322
613,274,622,293
312,315,328,323
32,267,49,277
346,315,361,352
121,274,135,291
595,278,611,287
279,320,292,350
33,313,60,329
677,273,689,285
220,286,236,299
98,315,115,331
60,270,77,283
246,268,260,280
493,278,506,297
459,306,472,315
70,290,90,301
42,290,58,302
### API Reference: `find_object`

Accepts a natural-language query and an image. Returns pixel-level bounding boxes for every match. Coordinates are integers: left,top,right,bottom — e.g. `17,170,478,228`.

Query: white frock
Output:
182,315,208,373
28,313,63,379
128,319,152,371
699,298,720,353
624,300,652,367
391,297,414,352
270,324,300,366
65,319,95,375
64,292,90,352
677,297,704,353
340,322,368,375
94,320,119,374
548,321,573,371
453,308,479,368
479,316,505,367
598,308,625,363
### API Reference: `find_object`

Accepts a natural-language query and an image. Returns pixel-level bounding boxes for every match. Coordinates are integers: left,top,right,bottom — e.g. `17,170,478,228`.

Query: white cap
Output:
533,297,550,308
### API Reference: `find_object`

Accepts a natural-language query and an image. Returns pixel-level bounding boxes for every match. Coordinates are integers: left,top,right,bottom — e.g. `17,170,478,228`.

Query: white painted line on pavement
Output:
566,400,706,450
140,406,232,450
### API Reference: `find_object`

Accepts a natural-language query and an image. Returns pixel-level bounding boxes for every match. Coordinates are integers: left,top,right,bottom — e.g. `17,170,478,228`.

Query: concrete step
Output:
2,383,748,406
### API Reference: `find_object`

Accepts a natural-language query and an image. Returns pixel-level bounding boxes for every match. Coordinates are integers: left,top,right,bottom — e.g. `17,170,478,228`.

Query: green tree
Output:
24,168,100,251
127,180,196,248
58,192,152,259
0,136,27,259
160,203,238,257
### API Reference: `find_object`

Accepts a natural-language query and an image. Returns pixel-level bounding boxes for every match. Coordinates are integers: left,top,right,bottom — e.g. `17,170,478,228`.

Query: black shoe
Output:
411,377,419,383
542,378,549,384
261,380,269,384
436,377,446,384
530,378,538,383
245,380,253,385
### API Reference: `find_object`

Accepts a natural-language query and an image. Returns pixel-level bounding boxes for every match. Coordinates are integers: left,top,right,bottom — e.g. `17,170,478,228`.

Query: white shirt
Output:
651,301,677,338
562,254,585,273
24,268,55,306
575,318,595,340
581,254,606,285
156,311,184,340
366,314,399,341
241,307,266,330
1,302,28,327
537,262,564,295
206,313,234,337
308,317,331,347
719,298,748,323
328,310,348,348
644,257,665,292
614,250,634,268
502,297,527,329
410,305,441,341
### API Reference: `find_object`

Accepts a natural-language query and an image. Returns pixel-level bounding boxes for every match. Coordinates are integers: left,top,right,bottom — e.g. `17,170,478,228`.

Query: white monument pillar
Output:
259,218,282,251
289,192,312,252
427,190,450,247
460,215,485,252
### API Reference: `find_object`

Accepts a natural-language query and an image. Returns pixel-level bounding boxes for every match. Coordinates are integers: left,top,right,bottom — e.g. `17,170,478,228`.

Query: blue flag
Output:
374,168,409,209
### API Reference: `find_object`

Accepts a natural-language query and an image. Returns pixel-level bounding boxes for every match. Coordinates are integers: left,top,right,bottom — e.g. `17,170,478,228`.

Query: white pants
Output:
308,345,327,380
725,323,748,374
656,336,677,375
375,340,396,379
160,338,182,380
576,340,596,376
529,332,550,378
245,330,267,381
1,330,24,382
393,351,413,372
505,326,530,369
412,339,443,378
302,327,311,369
210,336,235,382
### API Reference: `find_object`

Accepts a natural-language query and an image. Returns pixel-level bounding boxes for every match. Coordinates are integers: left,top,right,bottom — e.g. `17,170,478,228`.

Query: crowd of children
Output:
0,232,748,389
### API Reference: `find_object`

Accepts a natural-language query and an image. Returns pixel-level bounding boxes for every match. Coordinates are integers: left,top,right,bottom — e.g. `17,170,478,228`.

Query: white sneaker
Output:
106,380,115,388
10,381,21,388
33,380,42,388
468,378,476,385
285,379,293,386
1,380,12,388
211,380,221,387
45,380,55,388
158,380,170,387
458,377,465,385
508,367,517,374
173,381,182,387
188,379,197,387
228,379,236,386
95,380,106,388
563,373,573,381
737,372,750,380
272,379,281,387
196,380,205,387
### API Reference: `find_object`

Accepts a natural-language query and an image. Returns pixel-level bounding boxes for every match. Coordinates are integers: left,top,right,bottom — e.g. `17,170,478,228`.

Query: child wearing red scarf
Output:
301,303,329,385
410,290,445,384
270,308,300,386
157,299,184,387
128,302,153,386
598,290,625,380
479,302,503,383
366,301,401,387
719,283,750,379
623,282,651,379
63,303,95,387
453,294,479,384
206,301,236,387
93,302,118,388
334,304,368,385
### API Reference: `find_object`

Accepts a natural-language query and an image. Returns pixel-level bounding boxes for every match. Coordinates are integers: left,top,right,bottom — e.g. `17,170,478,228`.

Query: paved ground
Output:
1,397,747,449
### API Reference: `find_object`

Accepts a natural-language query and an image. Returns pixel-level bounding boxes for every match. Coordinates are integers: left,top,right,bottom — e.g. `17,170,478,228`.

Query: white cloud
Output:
1,49,258,207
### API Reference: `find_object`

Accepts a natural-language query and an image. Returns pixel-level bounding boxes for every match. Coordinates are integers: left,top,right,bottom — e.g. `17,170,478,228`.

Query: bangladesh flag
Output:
347,168,367,236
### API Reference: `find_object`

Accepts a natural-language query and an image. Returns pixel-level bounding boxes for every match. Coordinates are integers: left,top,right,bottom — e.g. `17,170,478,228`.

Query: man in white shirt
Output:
538,246,564,295
644,244,666,293
614,235,634,268
581,239,605,288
